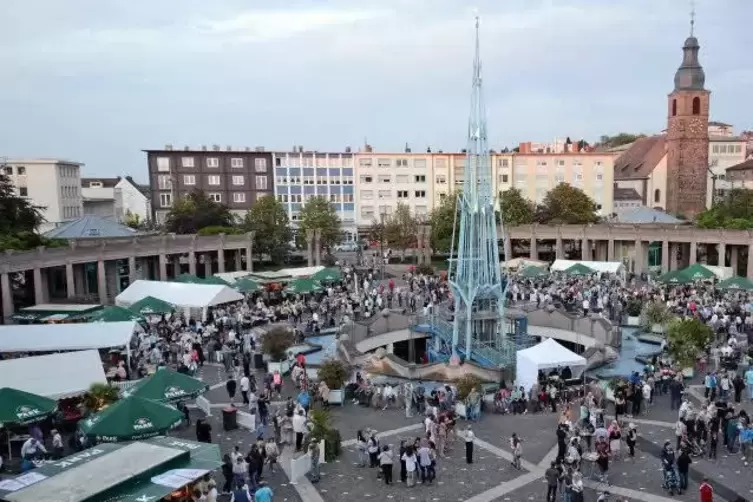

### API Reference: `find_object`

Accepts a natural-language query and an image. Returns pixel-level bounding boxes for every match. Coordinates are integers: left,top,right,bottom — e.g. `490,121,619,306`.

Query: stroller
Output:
662,464,680,495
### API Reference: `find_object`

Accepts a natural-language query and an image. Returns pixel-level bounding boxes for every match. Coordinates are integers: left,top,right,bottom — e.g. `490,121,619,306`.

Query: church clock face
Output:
688,118,706,136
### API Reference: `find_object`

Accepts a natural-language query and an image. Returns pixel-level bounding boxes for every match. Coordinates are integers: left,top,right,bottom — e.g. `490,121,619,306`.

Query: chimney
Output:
364,144,373,153
201,145,207,151
184,146,190,151
345,146,352,153
426,146,432,153
461,148,467,154
404,143,411,153
255,146,265,152
165,144,173,151
212,144,220,151
226,145,232,151
298,145,303,153
244,146,251,152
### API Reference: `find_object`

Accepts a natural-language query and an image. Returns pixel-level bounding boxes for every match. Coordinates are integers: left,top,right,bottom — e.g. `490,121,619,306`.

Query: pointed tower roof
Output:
673,2,705,91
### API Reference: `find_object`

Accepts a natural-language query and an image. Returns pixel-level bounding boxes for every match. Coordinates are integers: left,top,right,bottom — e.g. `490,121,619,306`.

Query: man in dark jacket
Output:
545,461,559,502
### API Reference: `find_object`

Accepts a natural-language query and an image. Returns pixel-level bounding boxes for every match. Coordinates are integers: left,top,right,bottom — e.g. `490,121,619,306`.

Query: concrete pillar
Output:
718,242,726,267
529,238,538,260
217,250,225,273
66,262,75,298
33,268,45,305
670,243,678,271
748,244,753,279
689,241,698,265
204,254,212,278
581,238,590,261
97,260,108,304
1,272,14,322
188,251,197,276
555,236,564,259
731,246,739,275
235,250,242,271
314,229,322,267
607,239,615,261
306,229,315,267
245,232,255,273
128,256,137,285
633,238,643,274
158,254,168,281
661,240,670,272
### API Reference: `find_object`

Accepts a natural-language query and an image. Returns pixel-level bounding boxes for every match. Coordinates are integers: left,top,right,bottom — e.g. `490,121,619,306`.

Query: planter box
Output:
327,389,344,405
681,367,694,379
267,360,291,376
454,402,467,419
651,324,665,335
626,316,640,327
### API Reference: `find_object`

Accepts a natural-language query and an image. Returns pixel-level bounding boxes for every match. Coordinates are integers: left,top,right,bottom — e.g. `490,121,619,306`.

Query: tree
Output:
428,193,459,254
297,196,342,250
243,196,292,263
164,190,233,234
597,133,645,148
499,188,534,227
261,326,295,361
123,210,142,229
383,202,418,259
696,189,753,229
535,184,599,224
666,318,712,368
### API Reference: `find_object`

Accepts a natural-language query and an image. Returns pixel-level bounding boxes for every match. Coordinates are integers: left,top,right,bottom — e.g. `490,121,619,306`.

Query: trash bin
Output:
253,353,265,371
222,407,238,431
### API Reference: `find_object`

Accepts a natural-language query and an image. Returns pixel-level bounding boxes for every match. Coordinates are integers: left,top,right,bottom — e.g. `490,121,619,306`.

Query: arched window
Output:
672,99,677,116
654,189,661,203
692,97,701,115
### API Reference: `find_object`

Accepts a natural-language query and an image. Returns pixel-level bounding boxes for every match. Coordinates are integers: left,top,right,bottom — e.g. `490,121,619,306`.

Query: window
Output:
361,190,374,200
712,145,720,154
206,157,219,168
343,176,354,185
414,175,426,183
377,158,391,168
672,99,677,117
719,145,728,154
156,157,170,172
209,193,222,202
735,145,742,153
207,175,221,185
359,158,373,167
378,175,391,183
361,206,375,219
415,205,428,215
359,175,373,183
255,158,267,172
158,175,172,190
378,205,393,216
378,190,391,200
654,189,661,203
435,175,447,184
16,166,25,175
233,193,246,203
19,187,28,196
595,173,604,182
498,159,509,168
555,174,565,184
231,158,244,168
181,157,194,168
500,174,509,183
343,193,354,203
290,194,302,203
556,160,565,167
397,190,409,199
255,176,268,190
414,190,426,198
395,174,409,183
86,229,100,237
414,159,427,169
396,159,408,167
183,175,196,185
159,193,172,207
88,181,103,188
232,175,244,186
574,173,583,181
3,166,11,175
692,97,701,115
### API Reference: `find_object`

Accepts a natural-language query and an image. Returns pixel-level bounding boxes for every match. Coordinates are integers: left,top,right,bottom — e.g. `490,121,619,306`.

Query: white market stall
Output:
0,350,106,398
699,264,734,281
551,259,625,277
0,321,136,354
115,280,243,320
515,338,587,392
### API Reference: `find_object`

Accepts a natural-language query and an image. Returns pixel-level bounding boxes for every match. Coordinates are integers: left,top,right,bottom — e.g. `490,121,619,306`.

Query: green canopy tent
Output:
201,275,231,286
310,267,343,283
680,263,716,281
234,277,261,293
563,263,594,277
518,265,548,278
717,275,753,291
657,269,692,285
129,296,176,315
173,274,206,284
124,367,208,403
83,306,143,323
284,278,322,295
79,396,184,442
0,387,57,426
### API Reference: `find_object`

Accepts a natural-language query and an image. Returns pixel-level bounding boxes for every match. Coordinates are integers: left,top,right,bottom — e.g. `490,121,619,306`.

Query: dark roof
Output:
709,121,732,127
613,207,684,224
81,177,120,188
674,36,706,91
614,135,666,180
120,176,150,196
726,159,753,172
43,215,137,239
614,187,642,201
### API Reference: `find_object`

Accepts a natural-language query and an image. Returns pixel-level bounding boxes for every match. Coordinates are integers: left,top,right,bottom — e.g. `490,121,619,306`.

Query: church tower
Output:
665,9,710,217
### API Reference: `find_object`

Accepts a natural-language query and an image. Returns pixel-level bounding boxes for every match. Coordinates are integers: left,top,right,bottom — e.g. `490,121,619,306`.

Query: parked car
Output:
334,242,360,252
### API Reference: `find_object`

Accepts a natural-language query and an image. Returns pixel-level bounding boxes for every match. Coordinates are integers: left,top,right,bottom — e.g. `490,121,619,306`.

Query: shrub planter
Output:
267,359,291,376
651,324,665,335
626,316,640,327
327,389,344,406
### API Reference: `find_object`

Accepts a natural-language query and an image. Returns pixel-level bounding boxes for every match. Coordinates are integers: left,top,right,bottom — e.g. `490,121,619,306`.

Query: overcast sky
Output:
1,0,750,179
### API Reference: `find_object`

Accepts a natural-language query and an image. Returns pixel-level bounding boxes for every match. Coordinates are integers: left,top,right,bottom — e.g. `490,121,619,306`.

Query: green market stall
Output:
310,267,342,283
717,275,753,291
284,278,322,295
679,263,716,281
563,263,595,277
0,388,57,426
124,368,208,403
79,396,184,443
128,296,176,316
80,306,143,323
11,304,102,324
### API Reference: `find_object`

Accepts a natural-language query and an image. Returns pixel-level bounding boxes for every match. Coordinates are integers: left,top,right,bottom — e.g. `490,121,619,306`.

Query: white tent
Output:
0,321,136,354
500,258,548,270
0,350,106,398
551,259,625,276
698,265,733,280
115,280,243,309
214,271,252,285
515,338,587,391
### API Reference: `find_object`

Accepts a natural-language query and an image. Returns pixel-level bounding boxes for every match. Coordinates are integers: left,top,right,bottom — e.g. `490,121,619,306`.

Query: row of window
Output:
360,205,428,219
276,194,355,203
3,166,26,175
359,174,427,184
274,156,353,168
61,186,80,198
157,174,269,190
360,190,426,200
712,144,743,154
156,157,268,171
62,205,81,219
513,173,604,183
274,176,354,185
158,191,258,207
358,158,428,169
59,165,79,178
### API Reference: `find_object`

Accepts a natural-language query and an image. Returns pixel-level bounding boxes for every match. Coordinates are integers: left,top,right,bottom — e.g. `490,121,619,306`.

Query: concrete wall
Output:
523,308,620,348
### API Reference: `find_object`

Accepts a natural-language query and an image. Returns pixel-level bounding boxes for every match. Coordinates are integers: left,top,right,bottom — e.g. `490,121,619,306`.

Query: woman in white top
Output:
401,446,418,487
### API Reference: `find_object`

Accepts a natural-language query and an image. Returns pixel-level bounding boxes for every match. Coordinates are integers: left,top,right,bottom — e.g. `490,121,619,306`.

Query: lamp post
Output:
379,212,386,280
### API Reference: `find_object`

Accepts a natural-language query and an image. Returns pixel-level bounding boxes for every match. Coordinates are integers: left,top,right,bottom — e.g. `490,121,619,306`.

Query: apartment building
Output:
144,145,274,222
81,176,151,223
708,131,747,206
2,158,84,232
272,148,356,241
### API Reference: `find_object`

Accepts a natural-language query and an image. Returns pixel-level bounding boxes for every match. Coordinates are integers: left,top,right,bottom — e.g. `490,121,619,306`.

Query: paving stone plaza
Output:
178,362,753,502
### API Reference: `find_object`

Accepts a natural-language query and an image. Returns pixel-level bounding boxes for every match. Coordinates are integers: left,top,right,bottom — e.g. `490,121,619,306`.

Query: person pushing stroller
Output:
661,441,680,495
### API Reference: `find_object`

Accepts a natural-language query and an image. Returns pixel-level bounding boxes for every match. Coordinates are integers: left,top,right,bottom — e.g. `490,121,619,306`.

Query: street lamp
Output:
379,211,386,280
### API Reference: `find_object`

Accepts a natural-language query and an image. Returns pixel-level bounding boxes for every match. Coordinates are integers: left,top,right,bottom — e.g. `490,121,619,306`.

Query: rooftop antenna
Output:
690,0,696,36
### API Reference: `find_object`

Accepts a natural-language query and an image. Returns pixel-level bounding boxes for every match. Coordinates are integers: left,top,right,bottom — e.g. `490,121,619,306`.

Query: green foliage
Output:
317,358,349,389
626,297,643,317
165,190,233,234
83,382,119,413
607,376,629,391
197,226,243,236
535,183,599,225
0,172,44,235
597,133,645,148
383,202,418,257
639,302,672,331
666,318,712,367
123,210,142,229
415,264,435,276
243,195,292,264
499,188,534,227
0,232,66,252
261,327,295,361
696,189,753,229
304,409,342,461
297,196,342,250
428,193,459,254
455,374,484,401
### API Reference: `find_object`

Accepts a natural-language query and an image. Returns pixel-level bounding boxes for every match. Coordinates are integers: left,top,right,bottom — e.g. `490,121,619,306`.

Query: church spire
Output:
673,0,705,91
690,0,696,37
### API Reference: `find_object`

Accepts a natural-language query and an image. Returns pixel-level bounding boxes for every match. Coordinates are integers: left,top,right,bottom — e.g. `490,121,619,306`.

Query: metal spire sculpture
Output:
447,16,508,364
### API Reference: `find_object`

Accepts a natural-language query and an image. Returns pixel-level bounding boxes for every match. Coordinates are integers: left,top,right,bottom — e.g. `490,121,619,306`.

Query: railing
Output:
111,379,142,392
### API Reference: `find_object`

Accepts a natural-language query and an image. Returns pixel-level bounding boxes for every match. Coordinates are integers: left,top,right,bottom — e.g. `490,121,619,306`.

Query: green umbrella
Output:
201,275,231,286
124,368,208,403
519,265,548,278
657,269,692,285
717,275,753,291
0,388,57,425
234,277,261,293
129,296,176,315
311,267,343,283
284,278,322,295
564,263,594,276
84,306,143,323
79,396,184,442
680,263,716,281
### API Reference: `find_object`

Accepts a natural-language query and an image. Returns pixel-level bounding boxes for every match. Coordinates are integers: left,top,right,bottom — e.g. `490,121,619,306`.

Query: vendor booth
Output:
500,258,548,271
550,259,625,277
115,280,243,320
515,338,587,392
11,304,101,324
0,350,106,399
0,321,136,356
